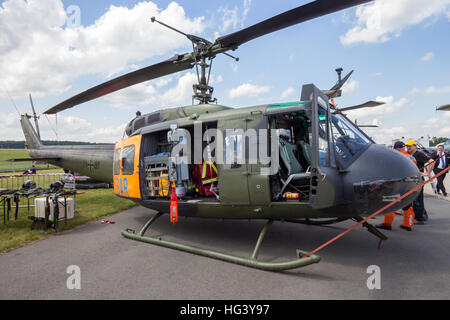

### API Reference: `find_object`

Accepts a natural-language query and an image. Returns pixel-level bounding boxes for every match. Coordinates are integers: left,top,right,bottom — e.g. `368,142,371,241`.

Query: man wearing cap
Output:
406,140,434,224
430,144,449,197
376,141,416,231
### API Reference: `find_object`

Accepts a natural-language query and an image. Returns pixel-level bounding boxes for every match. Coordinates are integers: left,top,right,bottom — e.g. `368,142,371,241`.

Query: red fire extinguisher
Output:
170,180,178,224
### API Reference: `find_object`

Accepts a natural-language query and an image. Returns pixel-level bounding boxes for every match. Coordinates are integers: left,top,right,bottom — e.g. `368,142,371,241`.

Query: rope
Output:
302,165,450,258
421,150,449,171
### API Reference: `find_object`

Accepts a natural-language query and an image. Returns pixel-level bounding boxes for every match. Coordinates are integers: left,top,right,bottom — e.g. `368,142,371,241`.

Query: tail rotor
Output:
29,94,41,140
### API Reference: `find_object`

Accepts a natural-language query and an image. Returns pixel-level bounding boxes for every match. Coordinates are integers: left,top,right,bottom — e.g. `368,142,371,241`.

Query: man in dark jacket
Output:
406,140,434,224
431,144,449,197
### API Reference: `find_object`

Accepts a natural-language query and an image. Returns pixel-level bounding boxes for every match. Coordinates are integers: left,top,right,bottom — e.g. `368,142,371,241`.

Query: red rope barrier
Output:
303,165,450,258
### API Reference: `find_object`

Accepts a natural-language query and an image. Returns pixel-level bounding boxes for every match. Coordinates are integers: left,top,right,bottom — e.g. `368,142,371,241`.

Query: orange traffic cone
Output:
170,181,178,224
401,206,414,231
376,212,395,230
382,212,395,226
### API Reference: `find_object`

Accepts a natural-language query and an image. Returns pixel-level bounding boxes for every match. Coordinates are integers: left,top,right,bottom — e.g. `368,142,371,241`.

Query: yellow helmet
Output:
405,139,417,146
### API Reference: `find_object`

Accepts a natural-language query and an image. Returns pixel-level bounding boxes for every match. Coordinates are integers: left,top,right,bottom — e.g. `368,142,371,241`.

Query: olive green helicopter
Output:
18,0,423,271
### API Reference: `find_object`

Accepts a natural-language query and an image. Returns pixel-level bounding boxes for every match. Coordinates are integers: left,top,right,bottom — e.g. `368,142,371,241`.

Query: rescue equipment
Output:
283,192,300,200
192,161,219,197
170,181,178,223
158,174,170,197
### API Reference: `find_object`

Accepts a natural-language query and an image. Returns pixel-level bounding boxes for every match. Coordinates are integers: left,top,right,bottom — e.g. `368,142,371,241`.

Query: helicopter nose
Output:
344,144,422,216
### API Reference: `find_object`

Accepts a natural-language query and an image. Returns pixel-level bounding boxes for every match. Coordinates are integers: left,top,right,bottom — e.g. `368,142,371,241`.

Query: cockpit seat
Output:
297,140,312,166
277,138,310,200
279,138,303,176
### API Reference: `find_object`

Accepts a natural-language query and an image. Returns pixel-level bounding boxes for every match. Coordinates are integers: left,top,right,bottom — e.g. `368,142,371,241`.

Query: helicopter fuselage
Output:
21,84,421,221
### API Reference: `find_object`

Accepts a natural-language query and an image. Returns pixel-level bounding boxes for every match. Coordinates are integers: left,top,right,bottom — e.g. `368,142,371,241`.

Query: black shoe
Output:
444,192,448,197
376,224,392,230
400,225,412,231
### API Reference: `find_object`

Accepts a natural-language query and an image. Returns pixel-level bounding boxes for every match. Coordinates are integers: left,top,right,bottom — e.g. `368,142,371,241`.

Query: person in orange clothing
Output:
376,141,416,231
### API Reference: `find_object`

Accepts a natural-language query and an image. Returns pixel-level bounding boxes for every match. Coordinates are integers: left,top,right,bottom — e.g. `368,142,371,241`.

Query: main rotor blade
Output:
330,70,353,91
322,70,354,98
215,0,372,49
357,124,378,128
44,55,194,114
339,101,385,112
437,104,450,111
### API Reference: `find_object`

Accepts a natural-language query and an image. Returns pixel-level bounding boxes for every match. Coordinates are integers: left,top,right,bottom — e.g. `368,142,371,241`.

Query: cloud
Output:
342,79,360,94
104,72,198,108
422,112,450,136
155,77,173,88
228,83,271,99
406,85,450,95
424,86,450,94
281,87,295,99
217,0,252,34
365,108,450,145
230,62,239,73
407,87,421,96
0,111,126,142
420,52,435,61
367,126,408,144
103,72,224,109
345,95,407,121
218,6,239,33
0,0,205,98
340,0,450,45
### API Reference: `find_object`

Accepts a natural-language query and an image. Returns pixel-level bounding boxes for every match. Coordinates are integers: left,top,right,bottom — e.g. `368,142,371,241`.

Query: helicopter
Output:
17,0,423,271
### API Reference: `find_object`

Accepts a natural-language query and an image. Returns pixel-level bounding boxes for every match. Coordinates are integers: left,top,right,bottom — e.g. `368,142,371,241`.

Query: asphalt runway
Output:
0,194,449,300
424,171,450,199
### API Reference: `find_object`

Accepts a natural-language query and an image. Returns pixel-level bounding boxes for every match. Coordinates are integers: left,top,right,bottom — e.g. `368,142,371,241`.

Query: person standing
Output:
377,141,416,231
406,140,434,224
431,144,449,197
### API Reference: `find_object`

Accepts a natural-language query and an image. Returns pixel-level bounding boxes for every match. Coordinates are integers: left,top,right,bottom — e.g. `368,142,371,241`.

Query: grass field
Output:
0,188,136,253
0,148,137,253
0,149,58,173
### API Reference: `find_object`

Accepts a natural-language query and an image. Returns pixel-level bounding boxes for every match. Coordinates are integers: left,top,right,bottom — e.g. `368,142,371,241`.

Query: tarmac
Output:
0,192,449,300
424,170,450,199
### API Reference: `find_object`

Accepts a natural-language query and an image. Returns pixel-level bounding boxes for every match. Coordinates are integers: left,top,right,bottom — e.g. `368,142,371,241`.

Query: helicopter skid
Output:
121,213,321,271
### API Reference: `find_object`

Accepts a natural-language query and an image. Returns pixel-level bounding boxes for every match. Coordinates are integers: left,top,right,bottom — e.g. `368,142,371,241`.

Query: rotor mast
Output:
151,17,238,105
191,41,216,104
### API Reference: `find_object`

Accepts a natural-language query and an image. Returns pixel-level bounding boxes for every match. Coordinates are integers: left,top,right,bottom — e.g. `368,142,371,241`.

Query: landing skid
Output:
121,213,321,271
282,217,350,225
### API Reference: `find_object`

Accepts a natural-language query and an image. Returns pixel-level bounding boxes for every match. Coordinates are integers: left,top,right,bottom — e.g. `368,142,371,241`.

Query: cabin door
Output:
113,135,142,200
304,84,337,209
218,118,250,205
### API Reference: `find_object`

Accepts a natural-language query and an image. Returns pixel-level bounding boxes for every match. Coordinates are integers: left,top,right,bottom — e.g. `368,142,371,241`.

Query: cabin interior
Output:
134,109,314,204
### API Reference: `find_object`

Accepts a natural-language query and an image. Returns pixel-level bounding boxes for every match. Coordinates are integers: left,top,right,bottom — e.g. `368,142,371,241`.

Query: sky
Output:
0,0,450,145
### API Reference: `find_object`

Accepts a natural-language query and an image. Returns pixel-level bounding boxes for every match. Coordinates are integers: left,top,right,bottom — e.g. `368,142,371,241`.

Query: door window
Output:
121,145,135,175
114,148,121,175
224,132,243,168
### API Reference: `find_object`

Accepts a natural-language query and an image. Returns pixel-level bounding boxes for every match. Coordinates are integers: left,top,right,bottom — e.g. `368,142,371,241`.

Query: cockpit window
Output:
330,113,370,165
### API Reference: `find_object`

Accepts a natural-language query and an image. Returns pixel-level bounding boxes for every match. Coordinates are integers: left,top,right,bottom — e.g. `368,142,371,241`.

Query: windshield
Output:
330,113,370,165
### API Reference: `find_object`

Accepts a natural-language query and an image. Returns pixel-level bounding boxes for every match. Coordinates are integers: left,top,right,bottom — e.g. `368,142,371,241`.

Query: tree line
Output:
429,137,449,147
